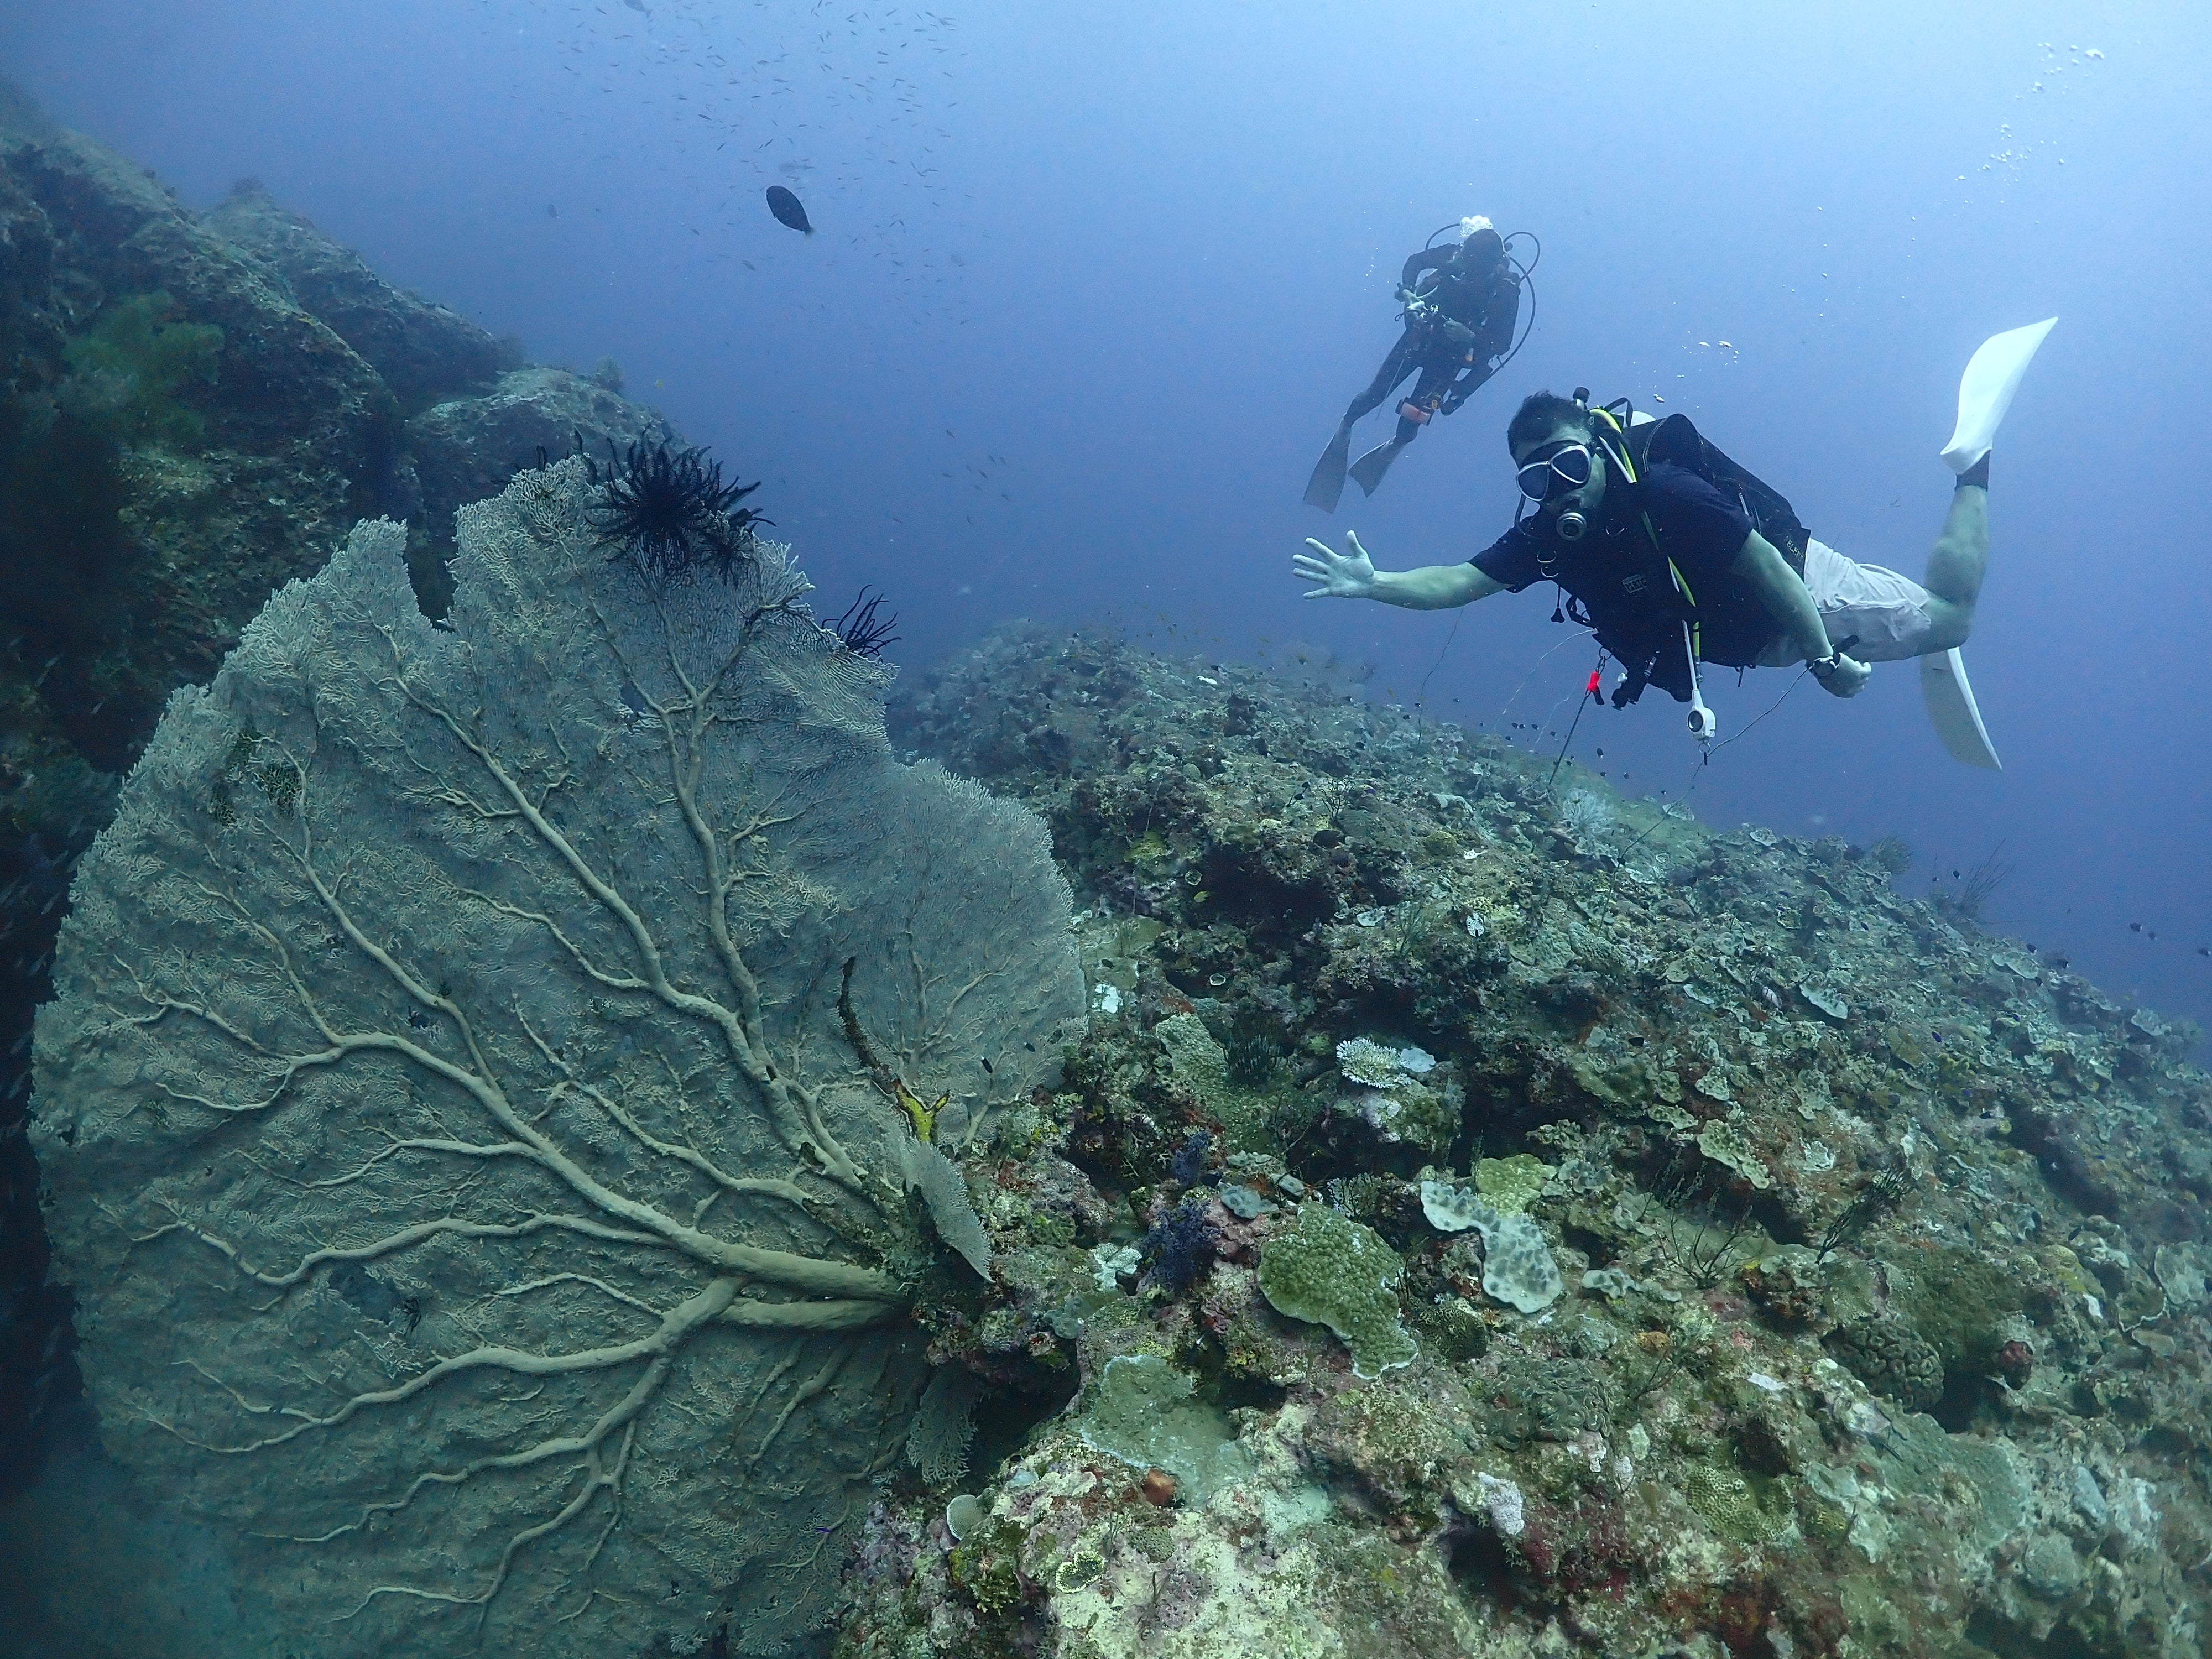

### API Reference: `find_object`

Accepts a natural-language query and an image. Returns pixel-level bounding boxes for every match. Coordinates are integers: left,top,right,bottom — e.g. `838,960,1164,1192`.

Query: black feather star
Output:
583,440,773,586
831,585,901,658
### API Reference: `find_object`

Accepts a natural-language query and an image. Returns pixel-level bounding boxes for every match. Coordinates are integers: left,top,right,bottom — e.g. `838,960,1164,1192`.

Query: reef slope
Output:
843,620,2212,1659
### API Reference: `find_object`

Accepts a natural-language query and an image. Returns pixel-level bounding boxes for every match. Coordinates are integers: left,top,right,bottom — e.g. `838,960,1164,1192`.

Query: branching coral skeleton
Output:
84,575,937,1629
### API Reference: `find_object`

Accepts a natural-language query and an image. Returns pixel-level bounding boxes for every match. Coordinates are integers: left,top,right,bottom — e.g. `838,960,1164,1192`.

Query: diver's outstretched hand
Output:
1295,532,1379,599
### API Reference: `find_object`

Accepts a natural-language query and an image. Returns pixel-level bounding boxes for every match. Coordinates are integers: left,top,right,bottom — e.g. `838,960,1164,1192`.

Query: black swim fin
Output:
1348,438,1406,497
1303,423,1353,512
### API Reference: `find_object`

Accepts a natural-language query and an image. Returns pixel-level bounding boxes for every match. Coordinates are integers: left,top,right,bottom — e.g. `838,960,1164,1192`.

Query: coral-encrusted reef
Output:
839,620,2212,1659
201,180,511,416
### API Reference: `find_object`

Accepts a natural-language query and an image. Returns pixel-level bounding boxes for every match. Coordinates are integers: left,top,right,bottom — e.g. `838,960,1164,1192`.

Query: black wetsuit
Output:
1470,463,1783,703
1343,246,1519,446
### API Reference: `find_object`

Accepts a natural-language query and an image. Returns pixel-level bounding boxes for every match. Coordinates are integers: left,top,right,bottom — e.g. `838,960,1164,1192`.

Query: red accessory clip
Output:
1587,669,1603,699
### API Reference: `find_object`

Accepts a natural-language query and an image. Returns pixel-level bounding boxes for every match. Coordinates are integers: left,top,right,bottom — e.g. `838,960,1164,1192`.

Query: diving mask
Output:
1515,442,1593,503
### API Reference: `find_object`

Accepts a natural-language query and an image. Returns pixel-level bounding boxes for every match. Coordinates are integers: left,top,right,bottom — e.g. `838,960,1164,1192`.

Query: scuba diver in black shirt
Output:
1305,217,1526,512
1291,319,2057,766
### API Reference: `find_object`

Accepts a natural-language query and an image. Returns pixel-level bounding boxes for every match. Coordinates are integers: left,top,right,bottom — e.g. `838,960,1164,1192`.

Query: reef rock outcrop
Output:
403,365,682,586
202,181,511,416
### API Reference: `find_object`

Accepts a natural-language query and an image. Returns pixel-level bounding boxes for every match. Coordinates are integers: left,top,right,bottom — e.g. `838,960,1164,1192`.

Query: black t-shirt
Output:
1470,462,1782,686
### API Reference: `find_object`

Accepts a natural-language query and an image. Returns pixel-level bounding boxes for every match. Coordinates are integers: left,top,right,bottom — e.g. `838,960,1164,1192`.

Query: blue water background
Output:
4,0,2208,1045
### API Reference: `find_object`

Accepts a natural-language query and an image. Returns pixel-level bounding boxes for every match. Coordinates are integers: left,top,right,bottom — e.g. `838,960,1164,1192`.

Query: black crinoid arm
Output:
583,439,774,585
830,585,901,658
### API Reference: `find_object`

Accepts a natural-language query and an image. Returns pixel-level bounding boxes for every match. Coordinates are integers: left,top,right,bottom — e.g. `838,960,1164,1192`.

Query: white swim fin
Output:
1920,648,2001,769
1941,317,2056,473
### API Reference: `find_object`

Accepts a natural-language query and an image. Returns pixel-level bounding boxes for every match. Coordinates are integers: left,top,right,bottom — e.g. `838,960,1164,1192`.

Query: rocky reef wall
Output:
0,80,685,1501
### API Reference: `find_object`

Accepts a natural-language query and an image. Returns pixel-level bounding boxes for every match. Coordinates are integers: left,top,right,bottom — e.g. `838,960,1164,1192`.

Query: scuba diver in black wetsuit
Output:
1291,346,2054,766
1305,217,1526,511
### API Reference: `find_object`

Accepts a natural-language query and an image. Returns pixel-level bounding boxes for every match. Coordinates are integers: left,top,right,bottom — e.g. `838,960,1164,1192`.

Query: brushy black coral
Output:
583,439,773,585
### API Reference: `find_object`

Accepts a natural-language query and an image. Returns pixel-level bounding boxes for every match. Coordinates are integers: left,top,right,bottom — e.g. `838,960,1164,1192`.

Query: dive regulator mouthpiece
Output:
1554,510,1587,542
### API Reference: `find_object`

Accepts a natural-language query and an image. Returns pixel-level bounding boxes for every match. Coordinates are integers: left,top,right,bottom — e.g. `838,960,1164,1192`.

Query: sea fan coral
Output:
1557,788,1616,844
583,438,771,585
28,468,1084,1655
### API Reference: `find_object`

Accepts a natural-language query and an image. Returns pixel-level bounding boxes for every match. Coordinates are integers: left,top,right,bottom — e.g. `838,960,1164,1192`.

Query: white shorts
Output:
1756,538,1936,666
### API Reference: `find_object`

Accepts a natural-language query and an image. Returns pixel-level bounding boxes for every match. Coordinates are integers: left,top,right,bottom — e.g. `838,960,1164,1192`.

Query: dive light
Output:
1682,622,1717,744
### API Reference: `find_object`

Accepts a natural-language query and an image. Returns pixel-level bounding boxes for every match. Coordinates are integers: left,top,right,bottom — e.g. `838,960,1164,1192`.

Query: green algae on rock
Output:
1075,1353,1255,1501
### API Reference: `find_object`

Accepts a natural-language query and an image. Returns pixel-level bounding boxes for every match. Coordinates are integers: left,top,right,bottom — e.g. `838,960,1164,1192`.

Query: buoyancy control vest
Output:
1562,403,1812,707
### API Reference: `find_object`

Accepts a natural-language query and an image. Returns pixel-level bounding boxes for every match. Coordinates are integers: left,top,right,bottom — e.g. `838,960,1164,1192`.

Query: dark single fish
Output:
765,185,813,236
546,202,559,218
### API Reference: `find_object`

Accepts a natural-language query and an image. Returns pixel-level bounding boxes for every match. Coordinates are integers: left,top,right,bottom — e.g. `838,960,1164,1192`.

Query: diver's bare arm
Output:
1296,535,1505,609
1729,531,1832,662
1373,564,1506,609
